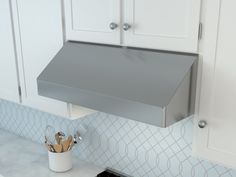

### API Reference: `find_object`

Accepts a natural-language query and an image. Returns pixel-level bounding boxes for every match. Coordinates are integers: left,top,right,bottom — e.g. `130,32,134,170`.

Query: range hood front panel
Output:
38,79,165,126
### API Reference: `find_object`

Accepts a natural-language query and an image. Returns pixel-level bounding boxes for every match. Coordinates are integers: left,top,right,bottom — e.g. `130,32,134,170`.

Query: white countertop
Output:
0,130,104,177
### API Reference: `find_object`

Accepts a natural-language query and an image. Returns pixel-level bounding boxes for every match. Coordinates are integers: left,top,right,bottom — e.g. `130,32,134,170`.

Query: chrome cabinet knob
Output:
109,22,118,30
198,120,207,128
123,23,131,31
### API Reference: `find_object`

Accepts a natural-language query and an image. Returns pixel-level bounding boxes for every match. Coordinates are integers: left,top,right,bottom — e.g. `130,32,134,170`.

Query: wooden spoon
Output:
53,144,63,153
61,135,73,152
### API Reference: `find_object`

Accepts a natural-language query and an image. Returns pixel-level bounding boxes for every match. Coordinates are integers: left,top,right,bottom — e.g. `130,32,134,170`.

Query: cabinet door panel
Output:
64,0,120,44
194,0,236,168
0,0,20,103
123,0,201,52
16,0,68,117
209,33,236,155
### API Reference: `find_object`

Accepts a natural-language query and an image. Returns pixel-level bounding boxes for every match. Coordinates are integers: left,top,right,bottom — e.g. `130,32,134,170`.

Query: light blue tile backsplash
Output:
0,99,236,177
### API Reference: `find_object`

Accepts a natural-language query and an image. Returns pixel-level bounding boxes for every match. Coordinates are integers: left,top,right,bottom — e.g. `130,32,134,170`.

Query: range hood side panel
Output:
165,70,191,127
189,59,199,116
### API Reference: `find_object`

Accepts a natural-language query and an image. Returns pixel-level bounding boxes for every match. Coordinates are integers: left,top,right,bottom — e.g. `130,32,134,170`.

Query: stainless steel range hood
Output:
37,42,198,127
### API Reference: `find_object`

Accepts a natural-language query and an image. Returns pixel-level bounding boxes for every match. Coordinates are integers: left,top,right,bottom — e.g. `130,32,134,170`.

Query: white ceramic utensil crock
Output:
48,150,72,172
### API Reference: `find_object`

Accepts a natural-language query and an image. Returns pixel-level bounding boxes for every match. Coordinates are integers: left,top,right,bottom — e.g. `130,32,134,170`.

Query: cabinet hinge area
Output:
198,23,203,40
18,86,22,97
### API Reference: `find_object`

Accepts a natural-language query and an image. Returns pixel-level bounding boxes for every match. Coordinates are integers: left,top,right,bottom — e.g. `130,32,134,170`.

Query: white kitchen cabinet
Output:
9,0,96,119
194,0,236,168
64,0,201,52
12,0,69,117
64,0,120,45
0,0,20,103
123,0,201,52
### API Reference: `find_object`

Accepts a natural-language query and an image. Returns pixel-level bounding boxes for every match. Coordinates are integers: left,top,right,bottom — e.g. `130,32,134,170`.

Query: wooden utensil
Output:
61,135,73,152
53,144,63,153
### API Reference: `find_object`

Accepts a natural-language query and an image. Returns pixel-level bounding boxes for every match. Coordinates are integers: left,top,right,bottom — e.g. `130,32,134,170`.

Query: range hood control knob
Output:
198,120,207,128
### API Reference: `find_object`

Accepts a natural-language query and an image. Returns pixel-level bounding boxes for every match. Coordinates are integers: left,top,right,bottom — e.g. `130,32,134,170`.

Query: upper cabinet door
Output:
0,0,20,103
64,0,121,45
123,0,201,53
14,0,69,117
194,0,236,168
